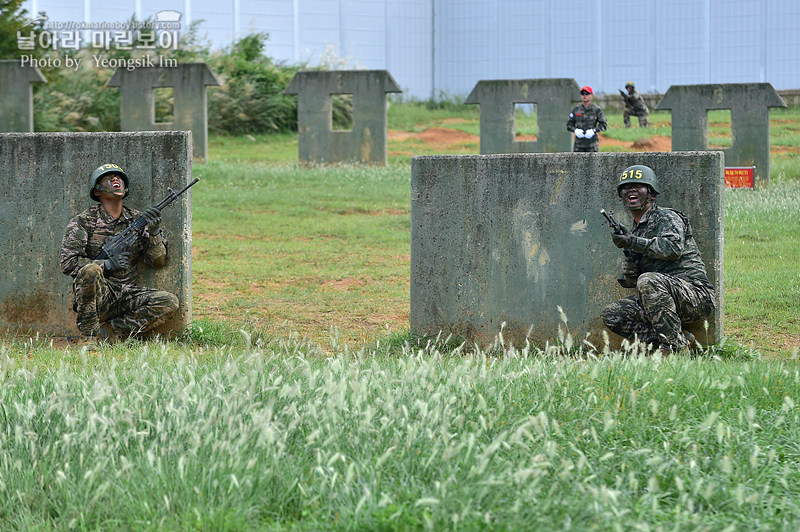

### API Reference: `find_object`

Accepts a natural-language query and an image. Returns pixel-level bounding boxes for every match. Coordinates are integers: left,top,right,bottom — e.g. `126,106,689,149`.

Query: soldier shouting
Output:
60,163,179,345
601,165,716,354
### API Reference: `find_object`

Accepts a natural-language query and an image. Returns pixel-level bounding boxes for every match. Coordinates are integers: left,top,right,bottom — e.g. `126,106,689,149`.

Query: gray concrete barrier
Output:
465,78,580,154
411,152,723,349
107,63,219,162
0,131,194,337
0,60,46,132
284,70,401,165
656,83,786,186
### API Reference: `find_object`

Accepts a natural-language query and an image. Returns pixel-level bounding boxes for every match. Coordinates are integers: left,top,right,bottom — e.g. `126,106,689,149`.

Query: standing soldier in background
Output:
60,163,179,346
567,86,608,152
619,81,650,128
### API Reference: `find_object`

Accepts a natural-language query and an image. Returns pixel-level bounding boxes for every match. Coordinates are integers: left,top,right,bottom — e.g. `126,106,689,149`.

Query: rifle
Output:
94,178,200,260
600,209,639,261
618,89,632,105
600,209,625,235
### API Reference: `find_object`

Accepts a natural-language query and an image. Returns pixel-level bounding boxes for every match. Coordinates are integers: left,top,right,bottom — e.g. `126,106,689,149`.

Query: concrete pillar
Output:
411,152,724,349
656,83,786,187
107,63,220,162
0,60,47,132
465,79,581,154
0,131,194,337
283,70,402,165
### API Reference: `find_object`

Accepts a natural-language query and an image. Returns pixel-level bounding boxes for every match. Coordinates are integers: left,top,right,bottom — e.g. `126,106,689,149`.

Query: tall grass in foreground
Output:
2,341,799,530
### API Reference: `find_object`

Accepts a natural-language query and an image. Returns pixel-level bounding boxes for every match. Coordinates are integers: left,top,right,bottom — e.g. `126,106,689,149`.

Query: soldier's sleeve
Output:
142,227,168,268
566,108,576,132
60,216,95,278
595,106,608,132
640,210,686,260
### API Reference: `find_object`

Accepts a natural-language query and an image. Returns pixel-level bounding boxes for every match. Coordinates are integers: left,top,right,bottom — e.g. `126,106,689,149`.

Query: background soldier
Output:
567,86,608,152
60,163,179,345
601,165,715,354
619,81,650,128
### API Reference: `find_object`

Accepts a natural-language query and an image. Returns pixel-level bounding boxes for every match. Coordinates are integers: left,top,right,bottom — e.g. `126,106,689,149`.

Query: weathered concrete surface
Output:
284,70,401,165
411,152,724,349
0,60,46,132
0,131,194,337
656,83,786,187
465,79,580,154
107,64,219,162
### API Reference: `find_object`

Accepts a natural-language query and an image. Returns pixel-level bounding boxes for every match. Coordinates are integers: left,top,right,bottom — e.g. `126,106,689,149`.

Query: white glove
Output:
574,128,585,138
584,129,595,139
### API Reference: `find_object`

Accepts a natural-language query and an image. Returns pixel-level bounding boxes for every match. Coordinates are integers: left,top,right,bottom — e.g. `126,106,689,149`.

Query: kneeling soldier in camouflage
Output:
60,163,179,344
601,165,716,354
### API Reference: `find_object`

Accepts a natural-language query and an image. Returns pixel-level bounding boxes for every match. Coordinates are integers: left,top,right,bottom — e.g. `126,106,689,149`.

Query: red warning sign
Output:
725,167,755,189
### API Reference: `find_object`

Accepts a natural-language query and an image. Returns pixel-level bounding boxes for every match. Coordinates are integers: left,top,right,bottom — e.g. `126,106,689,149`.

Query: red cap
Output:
580,86,593,94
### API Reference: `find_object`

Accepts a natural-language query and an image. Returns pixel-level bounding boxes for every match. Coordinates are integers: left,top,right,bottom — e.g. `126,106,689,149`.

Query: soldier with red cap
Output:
567,85,607,152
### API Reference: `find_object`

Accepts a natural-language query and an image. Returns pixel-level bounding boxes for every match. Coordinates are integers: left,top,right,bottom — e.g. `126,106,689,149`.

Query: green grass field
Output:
2,102,800,530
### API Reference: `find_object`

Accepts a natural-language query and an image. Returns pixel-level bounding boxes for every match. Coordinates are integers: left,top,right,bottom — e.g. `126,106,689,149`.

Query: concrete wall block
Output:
107,64,219,162
284,70,402,165
656,83,786,186
0,60,47,133
411,152,724,349
0,131,193,337
465,78,581,154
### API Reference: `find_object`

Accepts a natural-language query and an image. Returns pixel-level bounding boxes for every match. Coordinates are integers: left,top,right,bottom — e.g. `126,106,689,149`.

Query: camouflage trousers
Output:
73,263,179,338
624,108,649,128
601,272,714,349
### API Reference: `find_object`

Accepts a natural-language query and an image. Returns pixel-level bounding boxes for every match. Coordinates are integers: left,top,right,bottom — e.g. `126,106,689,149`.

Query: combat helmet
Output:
89,163,129,201
617,164,660,196
625,81,635,88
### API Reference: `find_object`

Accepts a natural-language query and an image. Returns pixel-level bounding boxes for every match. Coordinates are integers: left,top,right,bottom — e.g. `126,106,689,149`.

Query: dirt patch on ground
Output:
389,127,479,149
601,135,673,152
390,128,677,153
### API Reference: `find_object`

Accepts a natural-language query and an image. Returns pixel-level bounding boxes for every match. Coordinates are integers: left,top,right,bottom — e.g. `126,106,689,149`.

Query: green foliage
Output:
33,52,120,131
0,0,43,59
29,24,302,135
206,32,300,135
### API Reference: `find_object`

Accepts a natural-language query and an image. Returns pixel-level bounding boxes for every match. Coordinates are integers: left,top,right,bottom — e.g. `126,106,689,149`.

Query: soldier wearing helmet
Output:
567,85,608,152
601,165,715,354
619,81,650,128
60,163,179,346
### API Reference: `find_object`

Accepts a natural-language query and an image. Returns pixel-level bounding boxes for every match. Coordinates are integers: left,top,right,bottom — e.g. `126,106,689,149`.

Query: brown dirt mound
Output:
631,136,672,151
602,135,672,152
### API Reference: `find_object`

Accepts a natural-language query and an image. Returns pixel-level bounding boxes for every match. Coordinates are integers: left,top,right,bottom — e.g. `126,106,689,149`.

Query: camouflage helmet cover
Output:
89,163,129,201
617,164,660,195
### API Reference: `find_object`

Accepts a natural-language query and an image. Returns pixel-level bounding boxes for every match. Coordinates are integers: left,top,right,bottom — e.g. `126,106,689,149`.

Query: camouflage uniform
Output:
567,103,608,152
601,205,715,350
622,88,650,128
60,204,179,338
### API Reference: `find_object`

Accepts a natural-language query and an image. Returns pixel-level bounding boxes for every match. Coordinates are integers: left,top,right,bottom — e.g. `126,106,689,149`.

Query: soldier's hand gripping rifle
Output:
600,209,639,260
94,178,200,261
601,209,641,287
618,89,632,106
